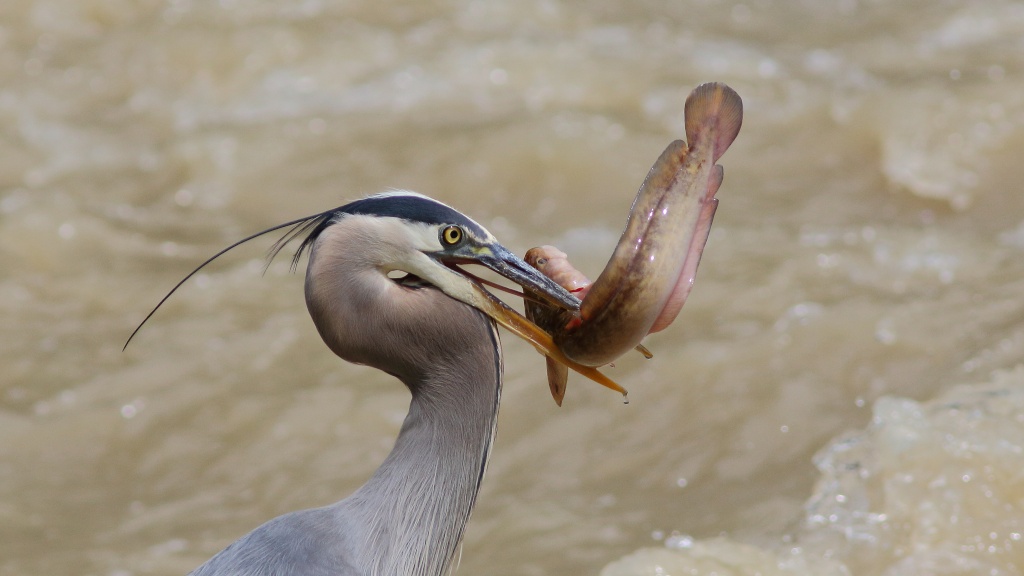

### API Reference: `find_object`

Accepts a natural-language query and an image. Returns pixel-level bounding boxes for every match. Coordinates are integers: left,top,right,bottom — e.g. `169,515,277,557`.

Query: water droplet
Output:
489,68,508,85
174,188,194,207
58,222,76,240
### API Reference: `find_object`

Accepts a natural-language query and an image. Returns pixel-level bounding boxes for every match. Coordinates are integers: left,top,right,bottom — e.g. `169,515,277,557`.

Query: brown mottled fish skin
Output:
554,82,743,366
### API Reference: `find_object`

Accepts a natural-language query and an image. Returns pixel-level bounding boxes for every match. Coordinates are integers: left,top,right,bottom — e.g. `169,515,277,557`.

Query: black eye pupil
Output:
443,226,462,245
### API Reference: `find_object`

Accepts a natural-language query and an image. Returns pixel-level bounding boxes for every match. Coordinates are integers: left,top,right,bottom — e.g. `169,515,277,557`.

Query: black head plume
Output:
123,209,337,351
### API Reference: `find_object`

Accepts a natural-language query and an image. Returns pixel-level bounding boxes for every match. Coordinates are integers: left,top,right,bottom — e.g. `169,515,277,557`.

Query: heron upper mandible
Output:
127,191,623,576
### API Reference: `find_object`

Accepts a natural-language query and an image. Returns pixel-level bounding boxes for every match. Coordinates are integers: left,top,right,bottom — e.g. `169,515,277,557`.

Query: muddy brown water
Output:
3,1,1024,574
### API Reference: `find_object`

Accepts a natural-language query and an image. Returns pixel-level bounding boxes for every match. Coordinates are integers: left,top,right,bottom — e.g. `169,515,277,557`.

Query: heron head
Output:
290,192,625,397
126,191,625,398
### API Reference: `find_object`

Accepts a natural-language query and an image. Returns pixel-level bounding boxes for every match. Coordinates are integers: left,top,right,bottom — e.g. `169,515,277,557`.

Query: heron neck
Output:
341,322,503,576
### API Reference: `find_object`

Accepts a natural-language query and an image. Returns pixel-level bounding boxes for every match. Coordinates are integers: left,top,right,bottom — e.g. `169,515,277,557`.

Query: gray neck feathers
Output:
302,219,505,575
337,320,503,576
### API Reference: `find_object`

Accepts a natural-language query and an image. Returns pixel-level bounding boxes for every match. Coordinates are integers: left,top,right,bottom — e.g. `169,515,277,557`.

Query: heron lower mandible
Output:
127,191,625,576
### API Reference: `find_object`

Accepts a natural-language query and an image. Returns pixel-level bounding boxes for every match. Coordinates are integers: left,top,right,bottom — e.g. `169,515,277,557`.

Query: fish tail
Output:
683,82,743,164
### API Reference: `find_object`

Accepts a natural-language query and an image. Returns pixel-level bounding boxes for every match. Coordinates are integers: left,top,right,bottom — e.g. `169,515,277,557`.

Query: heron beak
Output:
434,243,628,400
474,244,582,312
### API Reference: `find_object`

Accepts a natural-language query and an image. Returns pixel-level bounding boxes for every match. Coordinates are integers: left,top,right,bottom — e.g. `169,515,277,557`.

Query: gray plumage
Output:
191,278,500,575
161,192,579,576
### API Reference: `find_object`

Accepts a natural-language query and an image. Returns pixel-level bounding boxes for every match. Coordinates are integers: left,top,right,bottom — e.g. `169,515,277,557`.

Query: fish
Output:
525,82,742,404
524,246,651,405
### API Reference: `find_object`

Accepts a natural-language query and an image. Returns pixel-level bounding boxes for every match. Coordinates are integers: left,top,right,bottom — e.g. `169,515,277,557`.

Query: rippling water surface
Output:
3,1,1024,574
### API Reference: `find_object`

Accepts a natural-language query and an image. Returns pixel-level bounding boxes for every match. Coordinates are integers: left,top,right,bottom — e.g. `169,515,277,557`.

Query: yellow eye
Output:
441,225,463,246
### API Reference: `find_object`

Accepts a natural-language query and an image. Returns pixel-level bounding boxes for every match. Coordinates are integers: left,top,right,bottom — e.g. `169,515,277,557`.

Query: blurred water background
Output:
3,0,1024,574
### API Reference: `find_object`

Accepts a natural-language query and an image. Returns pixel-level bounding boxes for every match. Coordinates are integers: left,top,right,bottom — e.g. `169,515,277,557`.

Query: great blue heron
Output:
130,81,743,576
128,191,622,576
